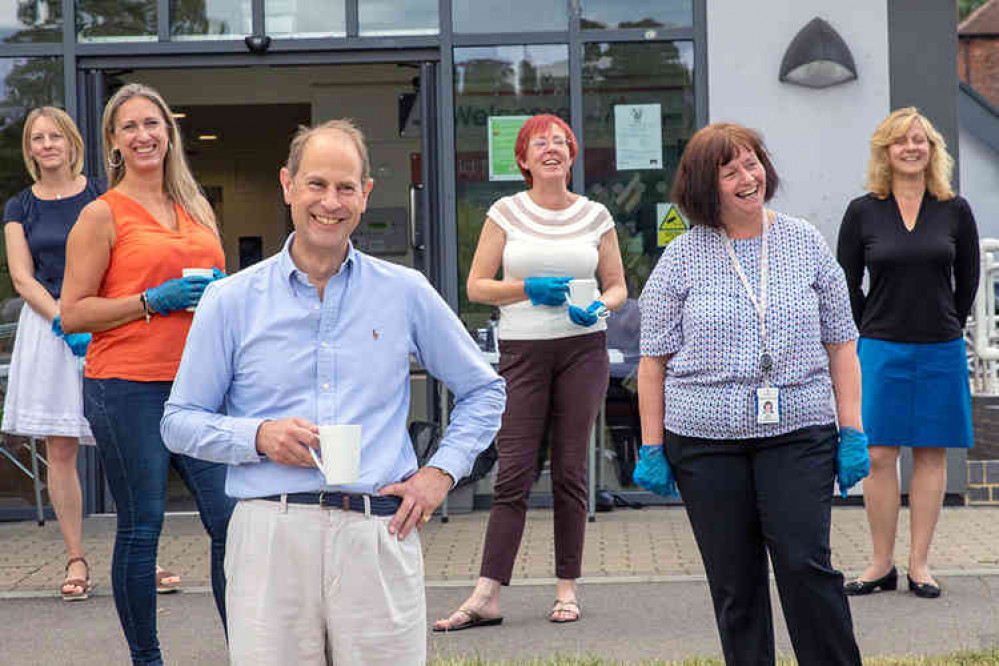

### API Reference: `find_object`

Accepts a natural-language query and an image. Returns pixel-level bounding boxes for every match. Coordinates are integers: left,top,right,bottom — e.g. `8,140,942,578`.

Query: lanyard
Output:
721,209,773,378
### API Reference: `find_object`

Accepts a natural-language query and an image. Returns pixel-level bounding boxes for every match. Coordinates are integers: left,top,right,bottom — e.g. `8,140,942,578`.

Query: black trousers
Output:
664,424,861,666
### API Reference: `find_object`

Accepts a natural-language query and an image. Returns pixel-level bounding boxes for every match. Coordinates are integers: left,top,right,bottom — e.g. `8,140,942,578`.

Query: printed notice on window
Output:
488,115,531,181
614,104,662,171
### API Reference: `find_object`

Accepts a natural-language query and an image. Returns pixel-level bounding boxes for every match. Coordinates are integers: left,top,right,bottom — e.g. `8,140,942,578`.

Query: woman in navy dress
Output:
2,107,100,600
837,108,980,599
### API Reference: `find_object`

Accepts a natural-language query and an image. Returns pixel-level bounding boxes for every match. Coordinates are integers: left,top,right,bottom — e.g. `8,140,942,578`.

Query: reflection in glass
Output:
582,41,695,294
265,0,345,38
1,0,62,43
453,0,567,33
171,0,251,40
453,45,569,329
360,0,438,36
0,56,63,316
77,0,157,42
581,0,692,30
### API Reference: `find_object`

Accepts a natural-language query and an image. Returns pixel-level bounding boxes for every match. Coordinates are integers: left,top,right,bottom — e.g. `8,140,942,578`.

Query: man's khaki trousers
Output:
225,498,426,665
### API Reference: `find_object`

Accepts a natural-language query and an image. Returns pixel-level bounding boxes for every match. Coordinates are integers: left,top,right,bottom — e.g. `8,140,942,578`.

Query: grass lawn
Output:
430,650,999,665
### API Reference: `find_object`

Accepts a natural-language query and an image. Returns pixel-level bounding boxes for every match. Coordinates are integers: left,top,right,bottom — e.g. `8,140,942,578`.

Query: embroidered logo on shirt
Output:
372,329,380,340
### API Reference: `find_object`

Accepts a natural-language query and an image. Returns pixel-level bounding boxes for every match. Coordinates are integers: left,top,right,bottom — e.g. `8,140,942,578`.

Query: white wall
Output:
707,0,890,246
959,126,999,240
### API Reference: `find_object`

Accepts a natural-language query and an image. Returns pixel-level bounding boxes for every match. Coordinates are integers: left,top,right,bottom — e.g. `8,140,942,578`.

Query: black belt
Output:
258,492,401,516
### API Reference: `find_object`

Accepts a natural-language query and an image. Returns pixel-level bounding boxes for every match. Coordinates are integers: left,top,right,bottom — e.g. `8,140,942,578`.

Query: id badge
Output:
756,387,779,424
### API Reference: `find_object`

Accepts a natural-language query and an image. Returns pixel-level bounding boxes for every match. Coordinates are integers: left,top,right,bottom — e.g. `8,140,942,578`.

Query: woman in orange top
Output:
61,83,233,666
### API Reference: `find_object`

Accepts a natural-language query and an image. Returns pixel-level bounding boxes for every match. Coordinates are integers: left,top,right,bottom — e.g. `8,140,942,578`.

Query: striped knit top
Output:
487,191,615,340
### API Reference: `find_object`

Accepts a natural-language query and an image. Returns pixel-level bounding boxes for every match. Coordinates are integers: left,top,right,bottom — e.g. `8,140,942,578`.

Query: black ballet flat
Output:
907,574,941,599
843,566,898,595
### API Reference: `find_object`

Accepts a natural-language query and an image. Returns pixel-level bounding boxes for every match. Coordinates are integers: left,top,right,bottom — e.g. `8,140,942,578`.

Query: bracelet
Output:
139,291,151,323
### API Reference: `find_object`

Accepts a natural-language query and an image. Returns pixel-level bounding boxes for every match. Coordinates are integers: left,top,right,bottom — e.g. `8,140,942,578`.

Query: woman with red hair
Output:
434,114,626,629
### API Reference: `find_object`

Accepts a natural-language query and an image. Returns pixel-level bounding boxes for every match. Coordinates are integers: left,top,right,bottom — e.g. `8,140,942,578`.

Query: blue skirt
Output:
858,337,973,448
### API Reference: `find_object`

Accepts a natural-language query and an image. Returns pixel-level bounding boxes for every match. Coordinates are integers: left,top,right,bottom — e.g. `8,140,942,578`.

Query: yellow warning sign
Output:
656,203,687,247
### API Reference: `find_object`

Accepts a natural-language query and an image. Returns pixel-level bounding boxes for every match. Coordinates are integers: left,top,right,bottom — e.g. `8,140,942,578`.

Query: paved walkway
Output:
2,505,998,594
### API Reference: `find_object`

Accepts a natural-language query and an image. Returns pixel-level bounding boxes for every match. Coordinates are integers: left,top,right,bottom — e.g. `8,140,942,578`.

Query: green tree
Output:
959,0,991,22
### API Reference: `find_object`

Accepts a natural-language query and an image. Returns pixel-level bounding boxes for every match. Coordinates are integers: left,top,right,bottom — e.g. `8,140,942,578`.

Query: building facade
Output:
0,0,964,516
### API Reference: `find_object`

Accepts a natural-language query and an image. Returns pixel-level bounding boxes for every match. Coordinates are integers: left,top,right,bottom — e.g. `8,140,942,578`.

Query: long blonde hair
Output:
22,106,85,182
102,83,215,229
865,107,954,200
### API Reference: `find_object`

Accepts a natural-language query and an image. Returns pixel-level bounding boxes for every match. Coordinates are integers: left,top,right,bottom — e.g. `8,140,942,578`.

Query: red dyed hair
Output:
514,114,577,187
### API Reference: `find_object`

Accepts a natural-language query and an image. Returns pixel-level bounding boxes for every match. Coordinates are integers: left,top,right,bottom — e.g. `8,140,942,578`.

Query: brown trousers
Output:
480,331,609,584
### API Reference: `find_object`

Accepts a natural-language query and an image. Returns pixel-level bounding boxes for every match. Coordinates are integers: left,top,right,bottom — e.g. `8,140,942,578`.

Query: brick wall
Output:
960,37,999,108
971,395,999,460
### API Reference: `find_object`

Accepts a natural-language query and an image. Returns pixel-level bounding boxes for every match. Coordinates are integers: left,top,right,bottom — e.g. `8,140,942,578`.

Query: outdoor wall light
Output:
779,18,857,89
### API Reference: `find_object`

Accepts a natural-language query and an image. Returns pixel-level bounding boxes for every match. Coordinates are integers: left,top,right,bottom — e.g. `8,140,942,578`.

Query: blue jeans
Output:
84,378,234,666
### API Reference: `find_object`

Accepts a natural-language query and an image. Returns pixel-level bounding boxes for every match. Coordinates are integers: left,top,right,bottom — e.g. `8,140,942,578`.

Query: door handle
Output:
409,183,425,250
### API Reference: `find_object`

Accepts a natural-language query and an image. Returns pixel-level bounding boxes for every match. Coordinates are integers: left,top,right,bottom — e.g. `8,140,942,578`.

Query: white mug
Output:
182,267,214,311
309,425,362,486
568,278,598,308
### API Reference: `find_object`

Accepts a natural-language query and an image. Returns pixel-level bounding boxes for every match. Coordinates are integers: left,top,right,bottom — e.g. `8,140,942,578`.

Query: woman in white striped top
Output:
434,114,626,630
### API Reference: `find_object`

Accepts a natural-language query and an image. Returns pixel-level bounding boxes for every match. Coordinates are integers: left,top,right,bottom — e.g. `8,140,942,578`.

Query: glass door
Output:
76,60,444,512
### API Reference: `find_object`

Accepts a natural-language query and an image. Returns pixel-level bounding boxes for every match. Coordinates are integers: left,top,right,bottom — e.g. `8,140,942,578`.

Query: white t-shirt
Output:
488,191,615,341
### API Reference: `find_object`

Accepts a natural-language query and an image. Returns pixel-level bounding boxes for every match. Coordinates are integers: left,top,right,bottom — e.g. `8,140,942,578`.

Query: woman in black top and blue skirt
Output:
837,107,980,599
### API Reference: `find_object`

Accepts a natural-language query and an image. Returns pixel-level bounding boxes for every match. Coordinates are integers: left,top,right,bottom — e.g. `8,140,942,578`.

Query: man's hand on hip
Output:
379,466,453,540
254,418,320,467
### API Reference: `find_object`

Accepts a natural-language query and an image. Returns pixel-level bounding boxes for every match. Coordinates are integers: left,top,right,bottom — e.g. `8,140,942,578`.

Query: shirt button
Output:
313,305,320,311
322,383,330,390
321,341,329,347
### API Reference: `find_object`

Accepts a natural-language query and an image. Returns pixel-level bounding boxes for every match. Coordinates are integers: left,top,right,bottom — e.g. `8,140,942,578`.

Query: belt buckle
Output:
317,490,326,508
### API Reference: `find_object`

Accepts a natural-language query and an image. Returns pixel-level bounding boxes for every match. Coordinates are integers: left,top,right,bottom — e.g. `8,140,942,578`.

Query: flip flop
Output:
155,566,181,594
432,607,503,632
548,599,580,623
61,557,93,602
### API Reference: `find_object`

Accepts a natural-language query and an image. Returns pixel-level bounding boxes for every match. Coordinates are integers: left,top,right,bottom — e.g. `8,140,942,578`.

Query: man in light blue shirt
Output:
161,119,504,665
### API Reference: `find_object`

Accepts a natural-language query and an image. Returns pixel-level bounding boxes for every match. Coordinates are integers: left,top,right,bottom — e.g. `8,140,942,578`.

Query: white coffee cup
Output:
309,424,362,486
182,267,214,311
568,278,599,308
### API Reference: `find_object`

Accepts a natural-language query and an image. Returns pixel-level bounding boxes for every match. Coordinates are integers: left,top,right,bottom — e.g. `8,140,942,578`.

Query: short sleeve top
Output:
3,178,104,299
488,191,614,341
639,212,858,440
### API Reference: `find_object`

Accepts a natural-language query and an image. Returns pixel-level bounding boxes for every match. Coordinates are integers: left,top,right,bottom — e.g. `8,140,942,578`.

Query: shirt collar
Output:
278,232,358,288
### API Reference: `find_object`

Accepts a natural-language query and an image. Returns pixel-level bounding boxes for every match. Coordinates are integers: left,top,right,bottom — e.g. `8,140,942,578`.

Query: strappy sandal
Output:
431,607,504,632
155,565,181,594
61,557,92,602
548,599,580,623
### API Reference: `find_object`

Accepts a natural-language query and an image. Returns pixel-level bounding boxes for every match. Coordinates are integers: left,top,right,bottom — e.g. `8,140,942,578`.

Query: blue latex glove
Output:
836,426,870,498
632,444,679,497
568,300,608,327
524,276,571,306
51,316,91,358
145,275,212,315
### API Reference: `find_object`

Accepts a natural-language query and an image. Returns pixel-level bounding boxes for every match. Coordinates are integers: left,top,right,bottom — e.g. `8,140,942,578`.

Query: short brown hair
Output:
286,119,370,183
670,123,779,228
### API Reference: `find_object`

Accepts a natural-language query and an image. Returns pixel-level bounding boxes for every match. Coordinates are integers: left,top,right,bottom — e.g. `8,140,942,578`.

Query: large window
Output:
360,0,438,37
171,0,251,40
581,0,693,30
265,0,345,38
1,1,62,43
453,44,569,329
452,0,567,34
582,41,695,293
0,56,64,512
77,0,157,42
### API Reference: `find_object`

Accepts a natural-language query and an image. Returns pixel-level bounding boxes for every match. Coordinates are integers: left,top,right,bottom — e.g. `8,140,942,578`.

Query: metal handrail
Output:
967,239,999,395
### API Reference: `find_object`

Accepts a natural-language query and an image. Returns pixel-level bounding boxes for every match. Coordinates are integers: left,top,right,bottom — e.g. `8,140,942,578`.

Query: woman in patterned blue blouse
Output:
636,123,868,665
